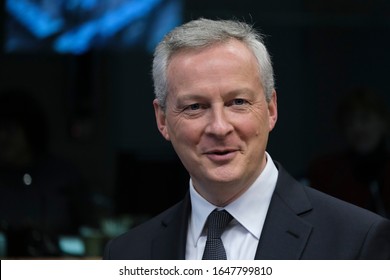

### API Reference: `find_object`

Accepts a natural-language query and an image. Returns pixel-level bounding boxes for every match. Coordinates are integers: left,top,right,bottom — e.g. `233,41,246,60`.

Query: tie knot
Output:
206,209,233,239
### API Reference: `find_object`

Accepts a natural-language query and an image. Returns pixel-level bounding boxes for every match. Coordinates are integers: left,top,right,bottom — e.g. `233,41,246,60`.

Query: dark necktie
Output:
202,209,233,260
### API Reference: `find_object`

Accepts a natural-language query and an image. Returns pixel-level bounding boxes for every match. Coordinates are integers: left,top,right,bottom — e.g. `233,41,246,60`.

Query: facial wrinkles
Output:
252,100,270,135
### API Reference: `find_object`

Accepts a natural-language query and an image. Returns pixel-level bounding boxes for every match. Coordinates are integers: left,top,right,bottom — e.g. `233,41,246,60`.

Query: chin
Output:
205,169,242,184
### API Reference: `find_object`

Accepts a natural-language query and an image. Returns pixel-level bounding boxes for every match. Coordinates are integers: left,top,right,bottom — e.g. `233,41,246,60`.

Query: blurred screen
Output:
5,0,183,54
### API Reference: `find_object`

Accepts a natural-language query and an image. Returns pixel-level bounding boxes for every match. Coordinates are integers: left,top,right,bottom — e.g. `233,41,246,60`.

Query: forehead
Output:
168,39,255,65
166,40,260,84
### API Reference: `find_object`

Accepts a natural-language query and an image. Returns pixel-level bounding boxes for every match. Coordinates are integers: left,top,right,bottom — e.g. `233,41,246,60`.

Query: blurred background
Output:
0,0,390,258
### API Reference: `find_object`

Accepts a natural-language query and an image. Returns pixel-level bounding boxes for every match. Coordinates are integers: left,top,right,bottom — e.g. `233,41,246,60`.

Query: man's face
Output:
154,39,277,203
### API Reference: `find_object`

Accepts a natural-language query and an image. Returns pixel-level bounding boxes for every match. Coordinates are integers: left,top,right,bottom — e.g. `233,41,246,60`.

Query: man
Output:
103,18,390,259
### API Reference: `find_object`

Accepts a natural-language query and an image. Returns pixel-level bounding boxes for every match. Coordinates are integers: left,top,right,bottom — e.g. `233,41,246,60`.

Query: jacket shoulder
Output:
103,200,184,259
272,161,390,259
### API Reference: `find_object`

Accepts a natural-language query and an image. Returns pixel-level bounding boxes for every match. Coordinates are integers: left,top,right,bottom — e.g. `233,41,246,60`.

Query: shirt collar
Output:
189,152,279,245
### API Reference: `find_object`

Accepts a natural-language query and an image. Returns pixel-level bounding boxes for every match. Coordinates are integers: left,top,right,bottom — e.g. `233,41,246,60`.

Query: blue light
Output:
6,0,183,54
7,0,64,39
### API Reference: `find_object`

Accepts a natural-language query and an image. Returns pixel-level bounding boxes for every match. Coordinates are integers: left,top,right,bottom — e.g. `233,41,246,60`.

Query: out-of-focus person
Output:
0,89,92,257
308,87,390,218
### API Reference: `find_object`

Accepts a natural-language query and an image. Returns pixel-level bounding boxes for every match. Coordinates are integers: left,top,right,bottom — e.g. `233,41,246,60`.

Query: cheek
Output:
246,103,271,132
248,114,270,137
167,119,201,144
234,119,264,141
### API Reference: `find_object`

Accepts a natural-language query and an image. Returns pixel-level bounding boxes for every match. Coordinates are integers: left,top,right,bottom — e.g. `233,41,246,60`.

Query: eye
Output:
232,98,246,106
187,103,200,110
182,103,205,117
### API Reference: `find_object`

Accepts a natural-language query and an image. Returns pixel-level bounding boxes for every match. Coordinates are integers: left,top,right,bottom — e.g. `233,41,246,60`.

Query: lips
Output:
206,149,235,155
204,148,238,162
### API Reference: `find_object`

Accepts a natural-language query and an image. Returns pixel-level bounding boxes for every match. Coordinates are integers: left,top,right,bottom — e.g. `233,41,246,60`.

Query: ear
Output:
153,99,171,141
268,90,278,131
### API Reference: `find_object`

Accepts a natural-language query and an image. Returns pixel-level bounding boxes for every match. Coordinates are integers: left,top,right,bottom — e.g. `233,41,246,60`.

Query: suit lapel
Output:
147,162,314,260
151,193,191,259
255,162,313,259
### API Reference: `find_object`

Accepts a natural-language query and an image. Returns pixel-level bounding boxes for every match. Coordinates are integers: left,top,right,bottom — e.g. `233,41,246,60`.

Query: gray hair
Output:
152,18,275,109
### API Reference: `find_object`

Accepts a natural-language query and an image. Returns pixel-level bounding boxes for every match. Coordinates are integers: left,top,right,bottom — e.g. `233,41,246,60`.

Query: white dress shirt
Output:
185,152,279,259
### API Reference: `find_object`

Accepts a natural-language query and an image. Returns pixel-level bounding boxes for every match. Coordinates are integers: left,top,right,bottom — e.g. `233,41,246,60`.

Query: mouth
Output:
205,149,236,155
204,148,238,162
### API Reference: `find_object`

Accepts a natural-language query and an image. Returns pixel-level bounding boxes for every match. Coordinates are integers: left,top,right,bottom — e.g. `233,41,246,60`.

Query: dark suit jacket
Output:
103,162,390,259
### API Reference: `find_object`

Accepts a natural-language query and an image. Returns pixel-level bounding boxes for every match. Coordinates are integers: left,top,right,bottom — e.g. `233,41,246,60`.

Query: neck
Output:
195,182,252,207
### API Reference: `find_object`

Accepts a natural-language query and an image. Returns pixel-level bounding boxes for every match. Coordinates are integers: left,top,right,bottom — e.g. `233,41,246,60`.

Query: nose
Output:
204,106,234,138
